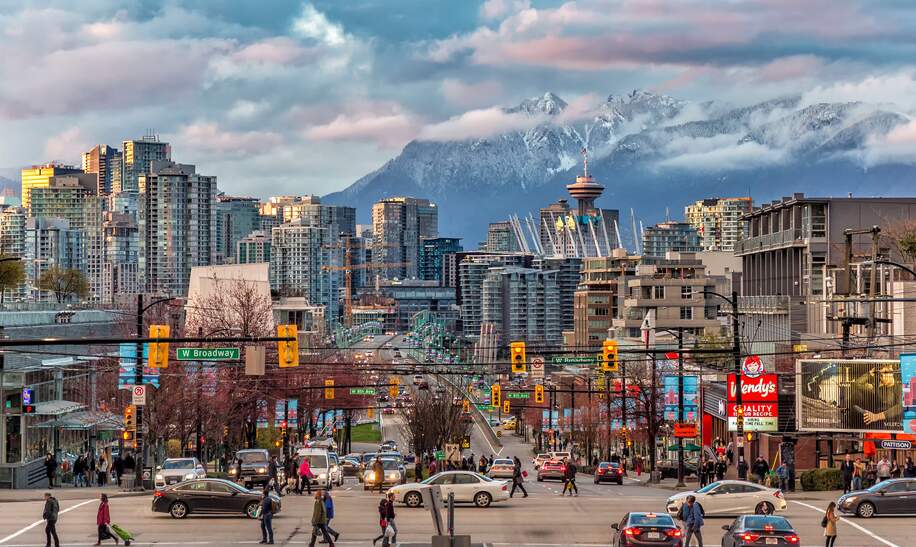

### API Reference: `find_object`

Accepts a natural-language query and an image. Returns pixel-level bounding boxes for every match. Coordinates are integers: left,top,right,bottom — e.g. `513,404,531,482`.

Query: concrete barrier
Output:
437,374,502,452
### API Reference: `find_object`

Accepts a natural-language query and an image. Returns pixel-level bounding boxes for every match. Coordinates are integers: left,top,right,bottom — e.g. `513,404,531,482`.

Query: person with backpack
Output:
259,488,275,545
322,490,340,543
307,490,335,546
680,495,704,547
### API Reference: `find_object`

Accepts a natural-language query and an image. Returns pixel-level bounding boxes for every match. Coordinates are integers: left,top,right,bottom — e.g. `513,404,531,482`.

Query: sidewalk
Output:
0,484,149,503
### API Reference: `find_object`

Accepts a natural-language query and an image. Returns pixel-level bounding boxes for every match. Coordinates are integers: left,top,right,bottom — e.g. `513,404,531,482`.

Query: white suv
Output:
297,448,333,489
155,457,206,488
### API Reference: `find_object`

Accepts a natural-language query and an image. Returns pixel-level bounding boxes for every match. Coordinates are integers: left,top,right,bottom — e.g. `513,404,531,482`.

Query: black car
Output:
837,478,916,518
595,462,624,485
720,515,799,546
152,478,281,519
611,512,683,546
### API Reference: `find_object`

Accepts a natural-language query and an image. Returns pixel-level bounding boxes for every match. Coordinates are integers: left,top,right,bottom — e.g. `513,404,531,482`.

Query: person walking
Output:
383,492,397,544
715,457,726,481
510,456,528,498
44,453,57,488
877,455,892,484
94,494,118,545
113,455,124,488
286,455,299,495
562,458,578,496
320,490,340,543
299,457,314,495
697,457,707,487
704,458,715,485
904,456,916,478
823,501,839,547
372,457,385,494
840,454,854,494
307,491,335,547
268,457,279,495
73,455,85,488
682,495,704,547
752,456,769,484
428,458,438,476
98,455,109,486
478,456,488,474
373,496,389,546
776,462,788,492
258,487,275,545
43,492,60,547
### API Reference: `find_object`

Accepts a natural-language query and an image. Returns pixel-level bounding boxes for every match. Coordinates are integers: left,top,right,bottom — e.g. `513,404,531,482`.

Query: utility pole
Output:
676,328,685,488
135,294,144,489
731,290,747,468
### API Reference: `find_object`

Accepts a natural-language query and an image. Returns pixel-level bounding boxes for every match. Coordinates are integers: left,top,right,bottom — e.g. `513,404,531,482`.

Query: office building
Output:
101,212,140,303
138,160,217,296
482,266,562,347
372,197,438,279
419,237,463,284
24,218,84,301
82,144,122,194
685,197,753,252
642,221,701,258
237,231,271,264
573,250,641,346
270,221,339,319
0,207,27,302
121,135,171,192
215,195,261,263
357,279,457,332
486,222,520,252
534,256,582,334
457,252,534,338
20,164,82,211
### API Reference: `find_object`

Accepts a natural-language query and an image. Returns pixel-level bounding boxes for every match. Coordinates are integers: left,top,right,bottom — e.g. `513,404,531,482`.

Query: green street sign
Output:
475,403,490,410
551,355,597,365
434,450,444,460
349,387,377,396
506,392,529,399
176,347,240,361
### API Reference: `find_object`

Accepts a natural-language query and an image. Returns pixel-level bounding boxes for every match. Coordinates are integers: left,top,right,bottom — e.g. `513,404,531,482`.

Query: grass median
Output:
351,422,382,443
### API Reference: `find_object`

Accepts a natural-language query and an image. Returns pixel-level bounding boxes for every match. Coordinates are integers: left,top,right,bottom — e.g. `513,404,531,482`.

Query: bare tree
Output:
400,392,471,456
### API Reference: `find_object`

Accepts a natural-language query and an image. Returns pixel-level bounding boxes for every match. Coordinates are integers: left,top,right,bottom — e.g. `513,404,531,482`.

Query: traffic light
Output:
601,339,619,372
277,324,299,367
503,399,510,413
389,377,399,398
491,384,501,407
122,431,134,442
148,324,170,368
510,341,526,374
124,405,136,431
324,379,335,400
367,407,374,419
462,399,470,413
534,384,545,404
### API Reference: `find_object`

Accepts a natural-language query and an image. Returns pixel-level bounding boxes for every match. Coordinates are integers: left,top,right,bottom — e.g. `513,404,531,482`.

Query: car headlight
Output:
319,473,327,479
155,474,164,481
257,467,267,474
368,472,376,480
229,468,237,475
184,473,196,480
843,496,857,505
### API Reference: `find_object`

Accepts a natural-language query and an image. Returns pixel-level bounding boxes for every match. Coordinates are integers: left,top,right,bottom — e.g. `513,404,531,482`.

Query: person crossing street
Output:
319,490,340,544
510,456,528,498
42,492,60,547
308,490,335,547
258,487,274,545
561,458,578,496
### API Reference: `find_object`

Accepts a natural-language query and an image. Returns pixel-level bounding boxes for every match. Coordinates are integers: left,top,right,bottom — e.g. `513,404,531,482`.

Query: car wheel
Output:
474,491,492,508
755,501,774,515
404,491,423,508
857,501,876,518
245,502,259,519
169,501,189,519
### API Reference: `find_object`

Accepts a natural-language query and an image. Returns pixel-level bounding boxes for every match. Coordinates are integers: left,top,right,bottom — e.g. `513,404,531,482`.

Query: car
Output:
152,478,280,519
296,448,334,489
228,449,271,488
532,453,550,470
388,471,510,508
720,515,800,546
501,418,517,431
611,512,683,546
380,440,398,452
549,451,571,462
363,458,406,490
155,457,207,488
837,478,916,518
594,462,624,485
340,455,361,476
666,481,787,517
657,459,699,479
328,452,344,486
418,381,430,390
537,459,566,482
413,375,423,386
488,458,516,479
383,406,396,415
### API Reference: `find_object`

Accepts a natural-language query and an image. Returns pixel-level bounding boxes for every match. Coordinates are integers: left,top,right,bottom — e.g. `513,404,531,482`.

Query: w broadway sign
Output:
176,348,240,361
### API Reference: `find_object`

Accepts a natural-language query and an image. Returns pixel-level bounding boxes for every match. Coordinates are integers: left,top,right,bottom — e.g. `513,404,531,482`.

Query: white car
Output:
388,471,510,508
328,452,344,487
532,454,550,469
155,457,206,488
488,458,516,479
666,480,788,517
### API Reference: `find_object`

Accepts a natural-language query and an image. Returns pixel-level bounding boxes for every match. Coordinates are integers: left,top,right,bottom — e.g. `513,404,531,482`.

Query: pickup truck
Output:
229,449,272,489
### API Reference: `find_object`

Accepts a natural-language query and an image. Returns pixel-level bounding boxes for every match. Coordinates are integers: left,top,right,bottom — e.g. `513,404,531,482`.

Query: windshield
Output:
743,516,792,530
305,455,328,468
696,481,721,494
361,453,376,463
494,459,514,466
237,452,268,464
629,514,675,526
162,459,195,470
380,460,401,470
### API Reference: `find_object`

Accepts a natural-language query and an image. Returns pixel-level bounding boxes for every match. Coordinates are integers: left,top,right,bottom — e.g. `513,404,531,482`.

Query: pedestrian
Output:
715,457,726,482
300,457,314,495
415,456,424,481
95,493,118,545
373,496,389,546
510,456,528,498
478,456,488,474
268,456,279,494
682,495,704,547
113,454,124,487
383,491,397,543
122,453,134,477
776,462,788,492
488,454,494,466
562,457,578,496
704,458,715,485
864,459,877,488
697,457,707,487
372,457,385,494
286,455,299,495
259,487,275,545
823,501,839,547
752,456,769,484
840,454,854,494
891,459,901,478
43,491,60,547
726,441,734,465
737,456,749,480
321,489,340,543
877,455,891,483
44,453,57,488
98,455,109,486
853,457,864,490
428,459,438,476
73,455,85,488
904,456,916,478
308,490,335,546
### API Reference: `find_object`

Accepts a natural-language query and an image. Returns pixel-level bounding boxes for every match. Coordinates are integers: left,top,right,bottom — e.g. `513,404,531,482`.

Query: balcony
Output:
734,229,807,255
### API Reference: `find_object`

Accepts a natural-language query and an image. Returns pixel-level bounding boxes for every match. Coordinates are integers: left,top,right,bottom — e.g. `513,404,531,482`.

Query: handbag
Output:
821,516,828,528
521,470,528,478
380,519,388,529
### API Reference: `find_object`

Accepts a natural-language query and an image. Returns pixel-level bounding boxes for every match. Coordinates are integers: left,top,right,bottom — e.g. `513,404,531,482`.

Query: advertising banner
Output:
727,373,778,402
727,402,778,431
118,343,160,389
663,375,698,422
797,359,902,432
899,354,916,433
727,372,778,431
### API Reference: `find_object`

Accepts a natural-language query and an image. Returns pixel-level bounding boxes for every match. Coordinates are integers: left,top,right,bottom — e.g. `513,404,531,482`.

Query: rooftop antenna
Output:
581,147,589,177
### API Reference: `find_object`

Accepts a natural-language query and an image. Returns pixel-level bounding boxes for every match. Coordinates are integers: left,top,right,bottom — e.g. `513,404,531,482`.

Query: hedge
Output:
799,468,843,491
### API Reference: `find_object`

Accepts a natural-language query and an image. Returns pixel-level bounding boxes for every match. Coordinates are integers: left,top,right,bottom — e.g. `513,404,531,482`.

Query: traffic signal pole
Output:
676,328,685,488
135,294,144,489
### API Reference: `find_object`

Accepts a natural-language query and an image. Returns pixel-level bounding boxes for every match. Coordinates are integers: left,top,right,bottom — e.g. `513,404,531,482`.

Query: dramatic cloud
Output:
172,122,284,157
656,141,787,171
440,79,507,109
304,105,422,149
418,107,546,141
860,118,916,166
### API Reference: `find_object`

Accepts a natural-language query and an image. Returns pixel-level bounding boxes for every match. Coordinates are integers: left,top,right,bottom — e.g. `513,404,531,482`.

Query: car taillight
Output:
598,469,606,474
773,491,783,498
153,490,164,498
740,533,759,542
618,468,624,474
501,484,507,491
786,534,800,543
666,529,682,538
623,527,639,537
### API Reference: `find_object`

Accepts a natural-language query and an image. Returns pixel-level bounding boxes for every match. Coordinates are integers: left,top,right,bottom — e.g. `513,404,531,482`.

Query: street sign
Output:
132,385,146,406
551,356,597,365
434,450,444,461
673,423,698,438
176,348,240,361
506,392,529,399
349,387,377,396
444,443,461,463
475,403,490,410
530,356,545,379
461,435,471,449
880,439,912,450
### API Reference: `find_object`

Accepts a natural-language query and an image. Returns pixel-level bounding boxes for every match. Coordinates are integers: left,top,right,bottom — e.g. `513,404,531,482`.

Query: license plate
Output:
766,538,779,545
646,532,661,539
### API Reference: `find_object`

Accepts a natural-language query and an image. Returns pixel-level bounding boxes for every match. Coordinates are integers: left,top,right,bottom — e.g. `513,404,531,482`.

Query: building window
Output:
681,286,692,299
653,286,664,299
679,307,693,320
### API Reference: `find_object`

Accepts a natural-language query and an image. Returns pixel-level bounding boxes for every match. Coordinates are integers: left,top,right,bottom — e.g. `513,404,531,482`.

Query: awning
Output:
32,400,85,416
31,411,123,431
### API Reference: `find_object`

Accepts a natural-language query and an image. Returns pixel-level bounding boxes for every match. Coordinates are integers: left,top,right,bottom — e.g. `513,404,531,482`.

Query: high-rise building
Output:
24,217,84,301
138,160,216,296
372,197,437,279
215,195,261,263
261,196,356,236
419,237,462,283
486,222,520,252
573,250,642,346
482,266,562,347
20,163,82,211
685,197,753,252
0,206,27,301
457,253,534,338
121,135,171,193
270,221,339,319
538,199,620,258
642,221,701,258
102,211,140,303
534,256,582,334
238,231,271,264
82,144,122,194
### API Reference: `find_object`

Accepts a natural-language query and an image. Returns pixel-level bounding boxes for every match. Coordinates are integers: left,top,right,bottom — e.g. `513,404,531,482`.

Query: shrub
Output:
800,468,843,491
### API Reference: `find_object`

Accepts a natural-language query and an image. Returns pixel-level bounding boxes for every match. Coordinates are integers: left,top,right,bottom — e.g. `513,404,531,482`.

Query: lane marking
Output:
0,498,96,544
791,500,900,547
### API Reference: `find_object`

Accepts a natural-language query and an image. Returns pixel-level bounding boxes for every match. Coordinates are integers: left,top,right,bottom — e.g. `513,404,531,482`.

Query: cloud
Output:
656,140,786,171
440,79,506,109
802,71,916,112
860,118,916,166
292,4,348,47
172,122,284,156
304,105,422,149
227,100,271,121
479,0,530,21
44,128,90,163
419,107,546,141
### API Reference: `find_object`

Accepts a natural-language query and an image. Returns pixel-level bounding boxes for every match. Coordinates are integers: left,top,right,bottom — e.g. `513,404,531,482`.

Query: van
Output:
296,448,333,489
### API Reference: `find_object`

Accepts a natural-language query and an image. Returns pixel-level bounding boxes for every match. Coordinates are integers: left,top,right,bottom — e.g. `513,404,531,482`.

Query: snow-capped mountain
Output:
324,91,914,244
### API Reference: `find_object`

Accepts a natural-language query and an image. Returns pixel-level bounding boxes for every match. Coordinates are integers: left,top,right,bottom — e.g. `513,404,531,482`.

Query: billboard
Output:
901,354,916,434
797,359,902,433
727,373,778,432
663,375,698,422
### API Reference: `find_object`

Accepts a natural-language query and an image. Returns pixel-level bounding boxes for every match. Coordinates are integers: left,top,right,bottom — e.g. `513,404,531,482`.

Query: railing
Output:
734,229,804,253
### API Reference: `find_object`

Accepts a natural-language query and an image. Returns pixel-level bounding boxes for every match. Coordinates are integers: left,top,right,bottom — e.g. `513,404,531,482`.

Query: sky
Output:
1,0,915,197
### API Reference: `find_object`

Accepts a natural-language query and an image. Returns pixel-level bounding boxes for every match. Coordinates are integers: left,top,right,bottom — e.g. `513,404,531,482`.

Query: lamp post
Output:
703,289,744,468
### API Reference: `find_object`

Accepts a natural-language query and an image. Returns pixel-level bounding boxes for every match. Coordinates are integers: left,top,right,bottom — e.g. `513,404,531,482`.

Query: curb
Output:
0,490,150,504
